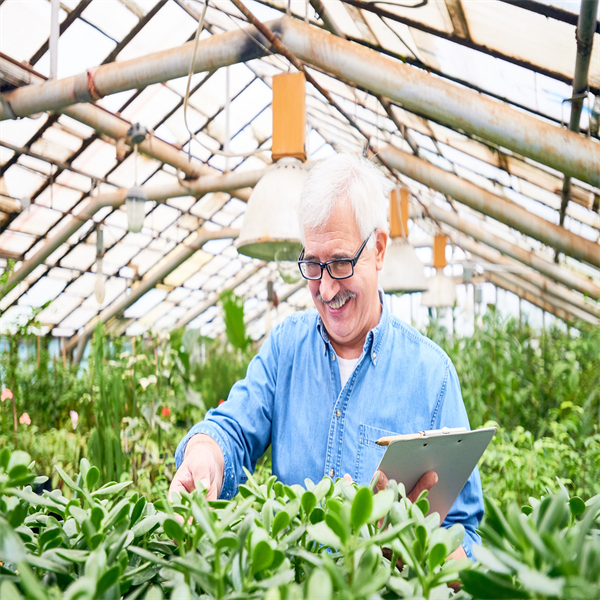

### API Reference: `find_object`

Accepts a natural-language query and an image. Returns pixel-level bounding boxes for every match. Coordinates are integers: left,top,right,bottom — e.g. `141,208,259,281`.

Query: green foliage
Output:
427,309,600,436
220,290,251,351
88,323,125,485
462,487,600,599
0,451,470,599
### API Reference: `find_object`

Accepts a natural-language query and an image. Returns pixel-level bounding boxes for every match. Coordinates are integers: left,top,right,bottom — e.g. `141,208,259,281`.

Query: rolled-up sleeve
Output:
175,325,280,499
432,359,485,560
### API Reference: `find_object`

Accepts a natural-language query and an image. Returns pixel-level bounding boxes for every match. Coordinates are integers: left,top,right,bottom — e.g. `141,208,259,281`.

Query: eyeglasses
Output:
297,231,375,281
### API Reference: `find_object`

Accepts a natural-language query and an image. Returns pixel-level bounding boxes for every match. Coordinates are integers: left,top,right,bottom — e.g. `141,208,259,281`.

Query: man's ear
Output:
374,229,388,271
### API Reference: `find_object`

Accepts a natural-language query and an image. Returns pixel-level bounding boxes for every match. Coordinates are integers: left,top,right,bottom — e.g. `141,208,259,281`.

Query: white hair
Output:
298,153,389,249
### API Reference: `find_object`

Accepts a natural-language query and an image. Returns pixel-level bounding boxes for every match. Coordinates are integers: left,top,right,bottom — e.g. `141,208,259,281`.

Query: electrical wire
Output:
181,0,271,164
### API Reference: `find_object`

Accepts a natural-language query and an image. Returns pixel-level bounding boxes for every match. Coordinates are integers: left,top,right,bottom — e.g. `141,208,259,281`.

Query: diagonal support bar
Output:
381,145,600,269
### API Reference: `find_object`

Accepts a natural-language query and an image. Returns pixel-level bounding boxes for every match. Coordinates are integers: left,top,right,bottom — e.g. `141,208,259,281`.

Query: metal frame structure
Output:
0,0,598,346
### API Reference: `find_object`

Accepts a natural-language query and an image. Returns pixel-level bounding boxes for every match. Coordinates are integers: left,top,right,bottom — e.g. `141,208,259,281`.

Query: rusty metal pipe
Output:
485,269,599,326
381,145,600,268
173,263,266,330
276,17,600,188
484,271,596,326
558,0,599,227
68,227,240,359
454,231,600,318
0,56,204,180
0,20,274,121
0,168,266,299
417,204,600,300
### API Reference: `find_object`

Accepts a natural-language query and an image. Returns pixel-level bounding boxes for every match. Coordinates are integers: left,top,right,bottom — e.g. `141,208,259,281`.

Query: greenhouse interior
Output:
0,0,599,597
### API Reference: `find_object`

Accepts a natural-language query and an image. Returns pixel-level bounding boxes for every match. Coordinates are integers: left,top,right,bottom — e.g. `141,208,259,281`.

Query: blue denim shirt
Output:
176,293,484,558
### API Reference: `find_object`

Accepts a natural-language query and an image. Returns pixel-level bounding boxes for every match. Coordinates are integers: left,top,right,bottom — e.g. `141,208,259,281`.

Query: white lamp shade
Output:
126,186,147,233
420,271,457,308
95,258,105,303
379,238,429,294
236,158,308,261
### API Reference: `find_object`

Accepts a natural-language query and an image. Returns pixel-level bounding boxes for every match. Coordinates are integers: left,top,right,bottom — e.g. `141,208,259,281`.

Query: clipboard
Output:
376,426,496,522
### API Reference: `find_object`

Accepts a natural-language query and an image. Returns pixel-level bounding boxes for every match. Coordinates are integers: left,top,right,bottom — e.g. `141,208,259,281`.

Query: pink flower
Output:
19,413,31,425
70,410,79,430
1,388,13,402
161,406,171,418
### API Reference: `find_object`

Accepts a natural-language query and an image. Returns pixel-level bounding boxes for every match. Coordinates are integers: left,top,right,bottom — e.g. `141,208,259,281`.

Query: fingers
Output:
375,470,389,493
408,471,438,504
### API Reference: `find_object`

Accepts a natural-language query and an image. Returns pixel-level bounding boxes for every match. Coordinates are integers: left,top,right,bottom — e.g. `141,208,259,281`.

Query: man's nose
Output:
319,269,340,302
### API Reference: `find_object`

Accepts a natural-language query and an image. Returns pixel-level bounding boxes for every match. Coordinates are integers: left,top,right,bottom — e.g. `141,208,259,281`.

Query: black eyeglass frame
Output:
297,230,376,281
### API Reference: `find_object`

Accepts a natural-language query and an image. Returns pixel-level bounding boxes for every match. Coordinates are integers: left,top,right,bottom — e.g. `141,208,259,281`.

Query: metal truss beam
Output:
381,145,600,269
69,227,240,362
0,168,267,299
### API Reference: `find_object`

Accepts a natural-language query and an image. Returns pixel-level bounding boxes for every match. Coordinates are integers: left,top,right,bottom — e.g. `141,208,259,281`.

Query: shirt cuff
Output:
461,527,479,561
174,423,238,500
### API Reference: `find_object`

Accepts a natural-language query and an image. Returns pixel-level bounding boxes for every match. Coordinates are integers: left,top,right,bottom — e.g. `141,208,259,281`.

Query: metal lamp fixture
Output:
125,123,149,233
94,226,105,304
379,187,429,294
125,185,147,233
420,234,457,308
237,73,308,263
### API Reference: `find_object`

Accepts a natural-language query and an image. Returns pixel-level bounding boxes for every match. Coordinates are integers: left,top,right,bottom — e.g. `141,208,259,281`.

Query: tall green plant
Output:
220,290,251,351
88,323,124,485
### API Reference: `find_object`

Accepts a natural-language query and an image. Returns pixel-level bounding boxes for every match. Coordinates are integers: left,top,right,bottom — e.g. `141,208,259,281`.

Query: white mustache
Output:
317,289,356,307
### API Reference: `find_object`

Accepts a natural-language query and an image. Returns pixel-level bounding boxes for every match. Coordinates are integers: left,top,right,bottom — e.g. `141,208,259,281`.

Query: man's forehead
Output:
303,227,362,259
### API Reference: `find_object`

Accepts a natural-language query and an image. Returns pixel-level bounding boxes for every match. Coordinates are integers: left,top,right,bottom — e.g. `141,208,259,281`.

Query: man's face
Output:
303,198,387,355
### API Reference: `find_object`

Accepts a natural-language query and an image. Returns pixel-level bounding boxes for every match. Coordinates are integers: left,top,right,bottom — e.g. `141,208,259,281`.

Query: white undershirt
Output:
337,355,360,388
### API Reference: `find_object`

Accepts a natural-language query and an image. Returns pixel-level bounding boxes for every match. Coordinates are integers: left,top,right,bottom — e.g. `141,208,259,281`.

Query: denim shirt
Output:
176,293,484,558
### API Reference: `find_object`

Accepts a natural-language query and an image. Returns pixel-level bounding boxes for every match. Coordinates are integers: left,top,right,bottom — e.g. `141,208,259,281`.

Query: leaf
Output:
170,583,191,600
325,511,347,545
351,487,373,530
352,566,389,598
306,568,332,600
54,465,82,493
370,489,394,523
0,517,25,562
91,481,132,497
96,565,121,596
131,497,146,526
252,540,275,576
428,543,447,571
16,561,48,600
132,516,161,539
569,497,586,517
460,570,529,599
163,518,184,545
144,586,164,600
85,467,100,491
128,546,170,567
472,545,513,575
517,567,564,596
307,522,342,550
215,532,238,552
271,511,291,538
7,451,31,472
301,491,317,517
0,581,23,600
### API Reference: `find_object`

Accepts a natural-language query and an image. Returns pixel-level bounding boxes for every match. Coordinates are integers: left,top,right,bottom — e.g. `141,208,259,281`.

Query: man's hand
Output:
375,470,438,504
168,434,225,502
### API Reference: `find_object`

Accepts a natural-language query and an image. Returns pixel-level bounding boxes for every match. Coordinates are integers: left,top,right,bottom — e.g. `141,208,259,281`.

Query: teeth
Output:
328,297,349,309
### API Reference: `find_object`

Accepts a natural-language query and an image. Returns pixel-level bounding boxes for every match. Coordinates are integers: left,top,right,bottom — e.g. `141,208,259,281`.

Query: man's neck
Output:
330,301,382,360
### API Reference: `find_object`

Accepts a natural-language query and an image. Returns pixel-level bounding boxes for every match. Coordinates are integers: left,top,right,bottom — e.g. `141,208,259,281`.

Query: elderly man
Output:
171,153,483,560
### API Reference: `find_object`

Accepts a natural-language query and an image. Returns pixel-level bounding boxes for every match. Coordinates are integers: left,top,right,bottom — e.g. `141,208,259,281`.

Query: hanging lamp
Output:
94,225,106,304
420,234,457,307
379,187,429,293
125,124,149,233
236,72,308,265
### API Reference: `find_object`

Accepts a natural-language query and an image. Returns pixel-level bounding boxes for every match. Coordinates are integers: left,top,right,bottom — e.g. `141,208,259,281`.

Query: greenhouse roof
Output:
0,0,599,350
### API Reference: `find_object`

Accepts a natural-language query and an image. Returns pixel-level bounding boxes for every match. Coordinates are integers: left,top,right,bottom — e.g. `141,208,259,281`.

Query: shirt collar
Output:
316,287,389,364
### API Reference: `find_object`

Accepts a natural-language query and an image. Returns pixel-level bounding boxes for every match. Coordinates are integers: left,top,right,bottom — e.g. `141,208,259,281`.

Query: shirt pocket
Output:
355,423,401,484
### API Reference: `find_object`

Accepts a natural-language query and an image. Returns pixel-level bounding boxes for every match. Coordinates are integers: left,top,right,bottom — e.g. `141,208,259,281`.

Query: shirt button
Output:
329,468,335,477
332,354,336,361
336,409,341,418
372,352,377,360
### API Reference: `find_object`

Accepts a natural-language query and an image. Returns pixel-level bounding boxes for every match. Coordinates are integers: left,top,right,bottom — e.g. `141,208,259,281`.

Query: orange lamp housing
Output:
433,234,448,270
271,72,307,162
389,187,410,238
